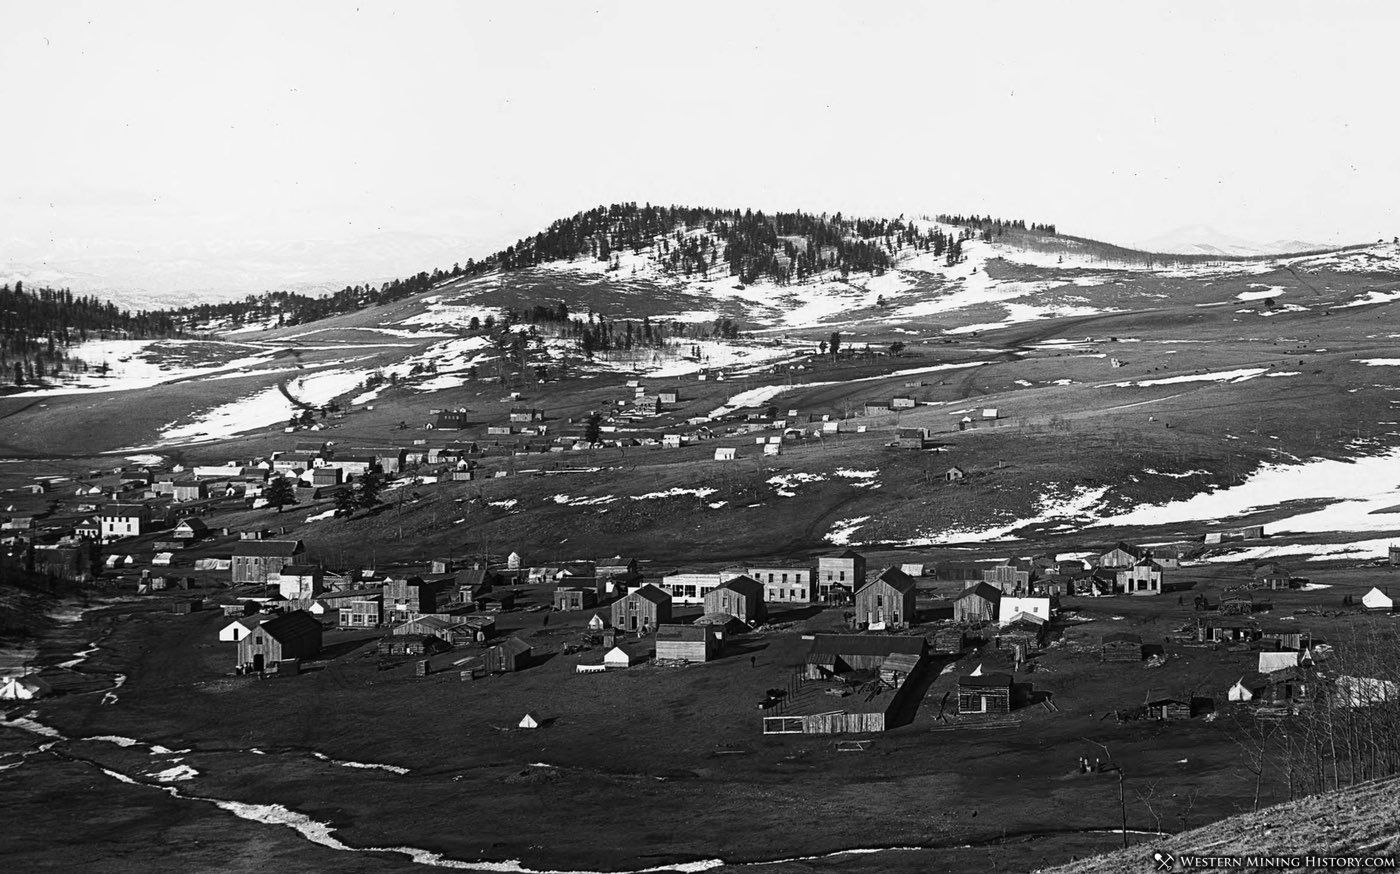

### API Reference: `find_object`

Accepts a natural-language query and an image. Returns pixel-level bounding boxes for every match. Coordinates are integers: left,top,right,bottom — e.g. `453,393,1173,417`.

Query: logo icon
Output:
1153,851,1175,871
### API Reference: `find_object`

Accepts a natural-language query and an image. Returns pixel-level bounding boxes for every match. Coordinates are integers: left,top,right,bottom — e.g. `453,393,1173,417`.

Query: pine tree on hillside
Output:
265,476,297,513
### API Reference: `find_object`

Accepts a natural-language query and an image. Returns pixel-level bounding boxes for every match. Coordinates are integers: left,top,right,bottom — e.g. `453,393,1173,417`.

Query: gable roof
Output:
955,582,1002,603
1104,541,1144,558
259,610,322,643
175,517,208,531
960,672,1012,687
710,575,763,599
491,636,532,657
821,549,863,561
627,584,671,605
867,566,916,594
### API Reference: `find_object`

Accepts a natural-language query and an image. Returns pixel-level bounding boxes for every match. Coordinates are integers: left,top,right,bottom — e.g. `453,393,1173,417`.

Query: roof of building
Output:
491,636,532,657
277,564,321,577
806,634,926,658
258,610,322,644
176,517,208,531
1104,541,1145,558
233,539,305,558
960,672,1013,688
955,582,1002,603
655,624,713,642
1102,632,1143,645
709,575,763,599
625,584,671,605
866,567,917,594
821,549,864,561
223,614,268,632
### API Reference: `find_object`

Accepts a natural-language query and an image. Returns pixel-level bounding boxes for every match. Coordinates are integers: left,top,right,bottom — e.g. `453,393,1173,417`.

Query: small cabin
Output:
958,673,1012,715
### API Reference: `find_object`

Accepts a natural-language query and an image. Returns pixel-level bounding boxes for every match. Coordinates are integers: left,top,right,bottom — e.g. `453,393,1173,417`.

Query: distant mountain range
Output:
1134,224,1327,257
0,230,474,310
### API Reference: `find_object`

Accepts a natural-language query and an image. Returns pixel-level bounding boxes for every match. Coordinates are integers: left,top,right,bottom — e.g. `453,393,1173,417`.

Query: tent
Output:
0,675,53,700
1228,677,1259,702
518,713,540,730
1258,651,1300,674
1362,587,1394,612
587,613,607,631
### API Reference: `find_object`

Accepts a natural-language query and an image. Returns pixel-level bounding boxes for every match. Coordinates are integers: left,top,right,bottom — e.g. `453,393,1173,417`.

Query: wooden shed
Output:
654,624,720,663
958,673,1012,715
1145,698,1192,720
931,628,965,654
485,637,533,673
952,583,1001,624
1100,632,1143,662
803,634,926,679
702,575,766,625
553,587,597,611
236,610,322,672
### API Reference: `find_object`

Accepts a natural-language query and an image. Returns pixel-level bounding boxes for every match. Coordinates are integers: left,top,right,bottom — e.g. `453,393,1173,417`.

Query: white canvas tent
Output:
1258,651,1300,674
518,713,539,729
1227,677,1255,702
1362,587,1394,612
587,613,607,631
0,675,52,700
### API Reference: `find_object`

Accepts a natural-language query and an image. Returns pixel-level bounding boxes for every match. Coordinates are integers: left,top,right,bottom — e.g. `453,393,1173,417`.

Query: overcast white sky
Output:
3,1,1399,294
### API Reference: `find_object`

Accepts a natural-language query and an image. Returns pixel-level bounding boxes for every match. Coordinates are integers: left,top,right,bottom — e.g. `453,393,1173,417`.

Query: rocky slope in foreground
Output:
1037,776,1400,873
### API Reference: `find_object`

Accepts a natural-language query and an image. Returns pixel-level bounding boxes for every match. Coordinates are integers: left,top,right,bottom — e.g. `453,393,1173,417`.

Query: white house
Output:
1361,587,1394,612
714,447,737,461
658,572,729,604
999,596,1052,625
218,615,266,642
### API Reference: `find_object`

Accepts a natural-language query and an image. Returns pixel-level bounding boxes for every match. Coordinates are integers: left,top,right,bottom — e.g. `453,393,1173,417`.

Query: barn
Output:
702,575,765,625
1101,632,1143,662
654,624,720,663
236,610,322,672
952,583,1001,623
854,567,917,629
611,584,672,634
958,673,1012,715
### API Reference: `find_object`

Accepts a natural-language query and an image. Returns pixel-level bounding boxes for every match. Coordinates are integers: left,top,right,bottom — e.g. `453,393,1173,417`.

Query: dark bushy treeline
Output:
0,282,181,385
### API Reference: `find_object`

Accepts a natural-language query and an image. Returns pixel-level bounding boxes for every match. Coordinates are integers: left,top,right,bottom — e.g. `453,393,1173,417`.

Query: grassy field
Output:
4,560,1398,872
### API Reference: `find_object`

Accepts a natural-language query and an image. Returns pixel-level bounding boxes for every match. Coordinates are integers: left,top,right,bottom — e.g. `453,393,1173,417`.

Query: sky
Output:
3,1,1399,298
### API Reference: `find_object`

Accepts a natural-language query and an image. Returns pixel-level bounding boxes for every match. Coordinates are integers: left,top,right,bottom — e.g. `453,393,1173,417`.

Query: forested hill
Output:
0,283,182,387
166,203,1057,331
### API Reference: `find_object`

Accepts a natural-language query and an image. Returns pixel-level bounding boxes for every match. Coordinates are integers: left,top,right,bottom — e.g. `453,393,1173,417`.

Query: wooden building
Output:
958,673,1013,715
231,539,306,585
553,587,597,611
611,584,672,634
952,583,1001,623
485,637,532,673
746,562,813,604
173,518,209,541
816,549,866,601
1145,698,1192,720
1101,632,1144,662
854,567,918,629
654,624,720,663
1098,542,1146,569
702,575,765,625
236,610,322,672
931,628,965,654
803,634,927,679
1116,560,1163,596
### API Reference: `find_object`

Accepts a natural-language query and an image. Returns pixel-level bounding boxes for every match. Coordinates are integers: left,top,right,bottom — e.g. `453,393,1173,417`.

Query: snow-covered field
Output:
1095,447,1400,537
10,339,274,397
158,387,297,445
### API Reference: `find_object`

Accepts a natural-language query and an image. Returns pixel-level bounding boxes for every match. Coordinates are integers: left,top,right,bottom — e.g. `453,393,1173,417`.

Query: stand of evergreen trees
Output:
0,282,182,386
155,203,1061,332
